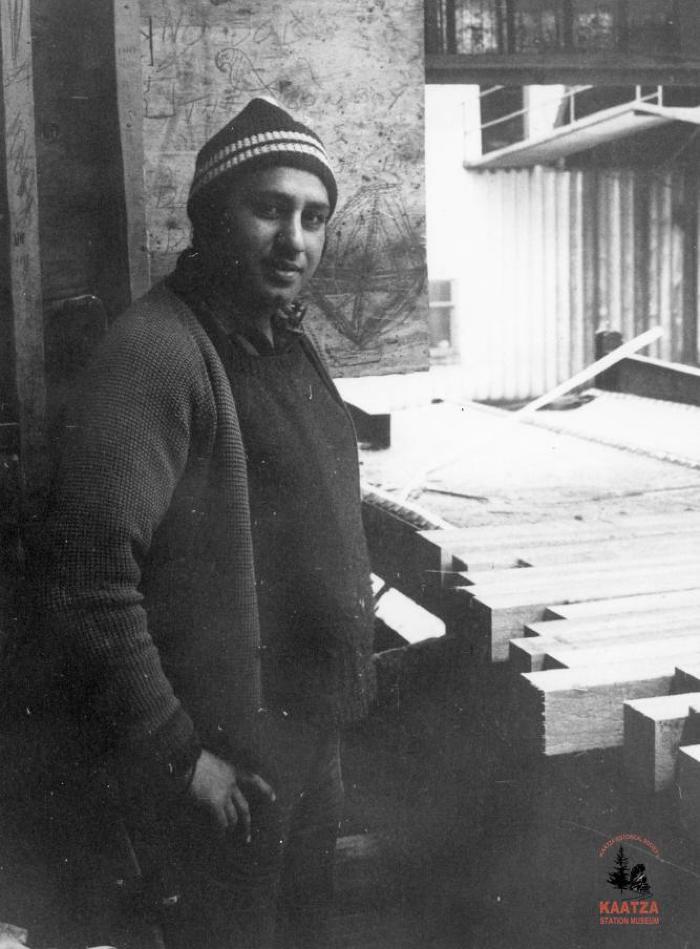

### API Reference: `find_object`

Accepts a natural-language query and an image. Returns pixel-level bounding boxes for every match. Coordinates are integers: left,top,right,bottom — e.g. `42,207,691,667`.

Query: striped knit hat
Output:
187,97,337,218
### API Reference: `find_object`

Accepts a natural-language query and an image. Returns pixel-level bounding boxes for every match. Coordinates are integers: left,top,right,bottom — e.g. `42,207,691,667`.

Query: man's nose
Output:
276,214,305,254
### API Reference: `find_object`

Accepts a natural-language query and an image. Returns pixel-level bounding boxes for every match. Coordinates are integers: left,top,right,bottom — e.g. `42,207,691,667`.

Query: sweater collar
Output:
168,248,307,355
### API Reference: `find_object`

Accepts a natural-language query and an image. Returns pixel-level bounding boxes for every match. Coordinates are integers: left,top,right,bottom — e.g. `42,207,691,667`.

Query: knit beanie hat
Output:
187,97,338,220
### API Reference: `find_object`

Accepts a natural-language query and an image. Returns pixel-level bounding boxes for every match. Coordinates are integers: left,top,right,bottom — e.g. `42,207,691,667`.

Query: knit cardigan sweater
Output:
33,282,376,782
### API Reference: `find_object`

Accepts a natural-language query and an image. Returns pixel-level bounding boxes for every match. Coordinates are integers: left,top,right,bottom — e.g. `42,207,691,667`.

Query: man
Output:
8,98,379,948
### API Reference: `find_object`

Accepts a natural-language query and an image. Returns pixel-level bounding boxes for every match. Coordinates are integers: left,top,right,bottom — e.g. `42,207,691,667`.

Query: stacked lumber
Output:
418,515,700,762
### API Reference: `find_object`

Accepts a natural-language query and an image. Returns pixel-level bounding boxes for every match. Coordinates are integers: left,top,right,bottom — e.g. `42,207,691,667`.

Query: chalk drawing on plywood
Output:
310,184,426,352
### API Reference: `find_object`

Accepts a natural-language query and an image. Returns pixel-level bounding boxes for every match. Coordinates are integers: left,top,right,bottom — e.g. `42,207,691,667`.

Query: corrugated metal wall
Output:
460,165,700,402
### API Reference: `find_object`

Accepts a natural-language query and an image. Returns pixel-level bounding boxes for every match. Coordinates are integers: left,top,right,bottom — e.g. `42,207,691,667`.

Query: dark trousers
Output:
131,718,344,949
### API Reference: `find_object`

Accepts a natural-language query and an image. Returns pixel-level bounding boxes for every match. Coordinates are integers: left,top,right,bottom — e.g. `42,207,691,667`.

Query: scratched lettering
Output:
7,111,35,228
7,0,25,64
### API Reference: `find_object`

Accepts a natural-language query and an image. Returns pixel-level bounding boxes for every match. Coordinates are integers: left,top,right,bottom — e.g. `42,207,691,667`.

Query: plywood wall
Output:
139,0,429,375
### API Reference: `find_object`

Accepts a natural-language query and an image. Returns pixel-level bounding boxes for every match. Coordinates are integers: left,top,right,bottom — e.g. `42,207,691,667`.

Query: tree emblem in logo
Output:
607,846,652,895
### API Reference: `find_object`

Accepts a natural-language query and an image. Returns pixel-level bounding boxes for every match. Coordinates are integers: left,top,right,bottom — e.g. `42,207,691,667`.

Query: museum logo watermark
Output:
598,835,661,928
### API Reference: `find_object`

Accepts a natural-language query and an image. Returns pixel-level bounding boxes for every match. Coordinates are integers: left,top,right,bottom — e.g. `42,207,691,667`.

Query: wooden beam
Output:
545,588,700,621
605,355,700,407
515,659,699,756
114,0,149,303
526,605,700,640
0,0,46,494
420,511,700,576
361,487,455,617
543,639,700,672
516,326,662,416
511,613,700,673
426,52,700,86
467,565,700,661
374,587,445,646
422,529,700,576
511,607,700,672
345,401,391,449
462,550,700,592
624,694,700,793
509,636,552,674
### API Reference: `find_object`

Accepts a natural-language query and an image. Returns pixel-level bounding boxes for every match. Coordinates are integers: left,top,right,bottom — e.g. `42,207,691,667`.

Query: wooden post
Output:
624,694,700,793
0,0,46,495
678,745,700,844
114,0,150,303
515,659,698,756
594,329,623,390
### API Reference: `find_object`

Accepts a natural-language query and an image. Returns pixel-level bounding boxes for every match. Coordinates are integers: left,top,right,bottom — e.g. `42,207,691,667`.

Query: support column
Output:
0,0,46,496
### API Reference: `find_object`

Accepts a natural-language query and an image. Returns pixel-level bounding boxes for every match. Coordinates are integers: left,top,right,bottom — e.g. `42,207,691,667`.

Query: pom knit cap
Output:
187,97,338,218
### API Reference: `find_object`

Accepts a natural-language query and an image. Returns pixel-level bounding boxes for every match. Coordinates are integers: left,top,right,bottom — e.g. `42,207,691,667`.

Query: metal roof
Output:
464,102,700,170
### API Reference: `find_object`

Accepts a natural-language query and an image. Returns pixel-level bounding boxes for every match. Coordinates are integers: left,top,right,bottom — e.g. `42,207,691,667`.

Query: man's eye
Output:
303,211,327,230
254,201,282,219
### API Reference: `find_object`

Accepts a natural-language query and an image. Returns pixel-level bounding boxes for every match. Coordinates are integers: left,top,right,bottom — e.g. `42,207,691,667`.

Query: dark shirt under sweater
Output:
222,326,375,724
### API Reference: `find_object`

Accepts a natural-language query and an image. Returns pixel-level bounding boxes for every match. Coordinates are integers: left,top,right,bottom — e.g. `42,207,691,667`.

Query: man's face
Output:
212,166,330,311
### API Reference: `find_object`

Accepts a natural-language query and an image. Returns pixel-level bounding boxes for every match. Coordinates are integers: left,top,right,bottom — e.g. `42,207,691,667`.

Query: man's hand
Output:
188,749,276,842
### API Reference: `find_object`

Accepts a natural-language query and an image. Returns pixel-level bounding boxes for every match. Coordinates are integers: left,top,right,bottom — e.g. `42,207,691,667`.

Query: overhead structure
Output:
466,101,700,169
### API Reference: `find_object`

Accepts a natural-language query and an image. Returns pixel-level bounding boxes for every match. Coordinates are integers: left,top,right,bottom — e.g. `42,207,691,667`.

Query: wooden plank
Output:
526,605,700,640
461,550,700,593
420,510,700,567
515,659,698,756
543,638,700,672
468,565,700,662
509,637,552,674
516,326,662,417
623,693,700,793
374,587,445,646
544,588,700,620
346,402,391,449
114,0,150,302
31,2,132,318
610,354,700,408
511,612,700,673
424,530,700,575
361,488,453,617
0,0,46,493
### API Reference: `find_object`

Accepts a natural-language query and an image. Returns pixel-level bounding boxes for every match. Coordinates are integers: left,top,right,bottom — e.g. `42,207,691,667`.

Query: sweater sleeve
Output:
41,310,215,776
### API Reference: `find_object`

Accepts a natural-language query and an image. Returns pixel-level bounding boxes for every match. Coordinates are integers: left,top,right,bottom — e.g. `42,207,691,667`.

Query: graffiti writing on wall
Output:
311,184,426,347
